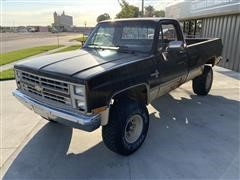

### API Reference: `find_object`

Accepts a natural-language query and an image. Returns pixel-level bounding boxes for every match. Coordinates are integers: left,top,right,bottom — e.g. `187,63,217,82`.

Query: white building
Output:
53,11,73,32
166,0,240,72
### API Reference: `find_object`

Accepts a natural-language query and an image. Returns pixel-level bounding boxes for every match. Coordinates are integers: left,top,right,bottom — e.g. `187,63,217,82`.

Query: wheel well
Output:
112,85,148,105
206,57,216,67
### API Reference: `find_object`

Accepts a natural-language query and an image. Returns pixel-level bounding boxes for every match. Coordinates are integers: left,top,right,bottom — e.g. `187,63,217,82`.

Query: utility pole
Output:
12,21,15,32
141,0,144,17
56,32,59,48
82,21,87,46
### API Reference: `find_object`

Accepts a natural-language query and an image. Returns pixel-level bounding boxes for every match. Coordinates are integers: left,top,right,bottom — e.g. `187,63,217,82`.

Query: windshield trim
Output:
84,21,157,54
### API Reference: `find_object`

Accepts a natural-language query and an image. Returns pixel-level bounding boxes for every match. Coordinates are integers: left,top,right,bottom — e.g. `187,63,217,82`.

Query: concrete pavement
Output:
1,66,239,179
1,32,81,53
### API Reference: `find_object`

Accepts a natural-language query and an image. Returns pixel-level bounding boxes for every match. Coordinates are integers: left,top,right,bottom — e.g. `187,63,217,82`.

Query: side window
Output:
159,23,178,48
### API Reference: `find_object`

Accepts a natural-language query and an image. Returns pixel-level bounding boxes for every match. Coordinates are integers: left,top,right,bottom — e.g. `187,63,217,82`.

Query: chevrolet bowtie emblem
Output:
35,85,42,92
151,70,160,78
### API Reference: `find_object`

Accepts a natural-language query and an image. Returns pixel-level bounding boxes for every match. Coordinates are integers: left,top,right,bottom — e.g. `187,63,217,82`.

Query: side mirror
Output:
168,41,184,50
161,41,184,61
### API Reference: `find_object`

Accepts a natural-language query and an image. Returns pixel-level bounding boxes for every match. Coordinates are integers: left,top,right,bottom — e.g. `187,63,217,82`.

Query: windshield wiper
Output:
87,44,119,51
114,45,133,53
87,44,146,53
116,45,129,50
86,43,102,48
115,45,146,54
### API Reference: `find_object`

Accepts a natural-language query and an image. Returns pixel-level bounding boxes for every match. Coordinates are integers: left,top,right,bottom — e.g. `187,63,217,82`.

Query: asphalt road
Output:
1,66,239,179
0,32,81,53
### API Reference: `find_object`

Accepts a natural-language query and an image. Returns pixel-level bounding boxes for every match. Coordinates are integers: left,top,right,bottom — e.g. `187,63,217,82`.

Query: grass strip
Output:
54,45,81,53
0,45,64,66
70,36,88,42
0,69,15,81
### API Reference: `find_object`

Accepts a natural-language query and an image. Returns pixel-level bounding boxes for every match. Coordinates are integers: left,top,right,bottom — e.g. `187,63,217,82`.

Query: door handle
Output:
179,50,185,54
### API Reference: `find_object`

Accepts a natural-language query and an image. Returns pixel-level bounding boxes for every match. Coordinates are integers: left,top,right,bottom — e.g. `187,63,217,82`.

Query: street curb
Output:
0,78,15,82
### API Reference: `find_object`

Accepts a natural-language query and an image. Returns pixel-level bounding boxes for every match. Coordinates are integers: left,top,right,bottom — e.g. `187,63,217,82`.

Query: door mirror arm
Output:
157,47,168,61
158,41,184,61
161,51,168,61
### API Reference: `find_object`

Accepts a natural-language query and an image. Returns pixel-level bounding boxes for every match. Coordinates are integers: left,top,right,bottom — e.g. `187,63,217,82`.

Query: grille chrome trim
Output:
22,72,69,94
19,70,71,106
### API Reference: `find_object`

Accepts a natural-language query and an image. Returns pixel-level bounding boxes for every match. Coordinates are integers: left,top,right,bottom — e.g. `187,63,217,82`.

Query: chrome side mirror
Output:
161,41,184,61
168,41,184,49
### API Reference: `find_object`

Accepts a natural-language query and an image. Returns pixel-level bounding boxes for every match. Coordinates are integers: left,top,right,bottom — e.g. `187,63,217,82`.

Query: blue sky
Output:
1,0,171,26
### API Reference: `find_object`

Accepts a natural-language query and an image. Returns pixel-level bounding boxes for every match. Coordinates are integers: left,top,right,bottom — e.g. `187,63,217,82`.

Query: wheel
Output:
192,65,213,96
102,99,149,155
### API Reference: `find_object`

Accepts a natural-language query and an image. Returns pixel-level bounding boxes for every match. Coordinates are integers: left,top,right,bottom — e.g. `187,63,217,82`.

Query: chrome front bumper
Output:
13,90,100,132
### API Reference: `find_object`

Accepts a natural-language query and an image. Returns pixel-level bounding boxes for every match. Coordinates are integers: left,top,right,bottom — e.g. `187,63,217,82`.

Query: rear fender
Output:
206,56,223,66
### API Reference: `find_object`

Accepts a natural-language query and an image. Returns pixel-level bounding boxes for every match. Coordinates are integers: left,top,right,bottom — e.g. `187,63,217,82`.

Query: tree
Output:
154,10,165,17
144,5,165,17
145,5,155,17
116,0,139,18
97,13,111,23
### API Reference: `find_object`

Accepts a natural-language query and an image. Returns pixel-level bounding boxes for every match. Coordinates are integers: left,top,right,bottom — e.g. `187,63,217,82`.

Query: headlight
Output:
76,100,86,111
15,70,21,79
72,85,86,111
16,71,21,78
74,86,85,96
15,70,21,88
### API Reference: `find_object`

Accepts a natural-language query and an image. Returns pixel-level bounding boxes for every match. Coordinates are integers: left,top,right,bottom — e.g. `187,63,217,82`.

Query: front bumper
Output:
13,90,100,132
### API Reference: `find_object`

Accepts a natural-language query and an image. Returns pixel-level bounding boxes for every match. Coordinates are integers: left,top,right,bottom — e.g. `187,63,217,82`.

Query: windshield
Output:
84,21,156,53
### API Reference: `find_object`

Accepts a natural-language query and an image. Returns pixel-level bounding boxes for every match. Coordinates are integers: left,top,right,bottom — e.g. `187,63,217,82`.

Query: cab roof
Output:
100,17,177,23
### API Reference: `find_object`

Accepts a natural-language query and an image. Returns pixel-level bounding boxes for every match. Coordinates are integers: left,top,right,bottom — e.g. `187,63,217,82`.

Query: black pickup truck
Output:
13,18,223,155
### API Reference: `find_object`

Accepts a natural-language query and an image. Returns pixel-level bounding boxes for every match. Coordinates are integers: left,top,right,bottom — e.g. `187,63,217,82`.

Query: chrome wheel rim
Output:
124,114,143,144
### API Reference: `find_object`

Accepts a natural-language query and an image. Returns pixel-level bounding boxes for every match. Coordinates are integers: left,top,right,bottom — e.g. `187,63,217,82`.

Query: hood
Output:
15,48,148,78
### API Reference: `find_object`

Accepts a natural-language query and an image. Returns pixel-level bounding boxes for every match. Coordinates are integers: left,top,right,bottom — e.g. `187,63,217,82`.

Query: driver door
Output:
156,21,188,95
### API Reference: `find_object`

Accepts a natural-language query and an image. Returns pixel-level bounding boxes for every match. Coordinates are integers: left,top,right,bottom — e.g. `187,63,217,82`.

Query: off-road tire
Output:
192,65,213,96
102,99,149,155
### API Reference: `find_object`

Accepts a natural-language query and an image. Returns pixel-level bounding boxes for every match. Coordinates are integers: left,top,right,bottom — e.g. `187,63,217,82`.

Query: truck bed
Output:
185,38,210,45
185,38,223,69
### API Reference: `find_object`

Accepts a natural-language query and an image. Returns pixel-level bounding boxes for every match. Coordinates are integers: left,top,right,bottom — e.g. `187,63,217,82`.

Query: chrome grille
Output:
20,71,71,105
